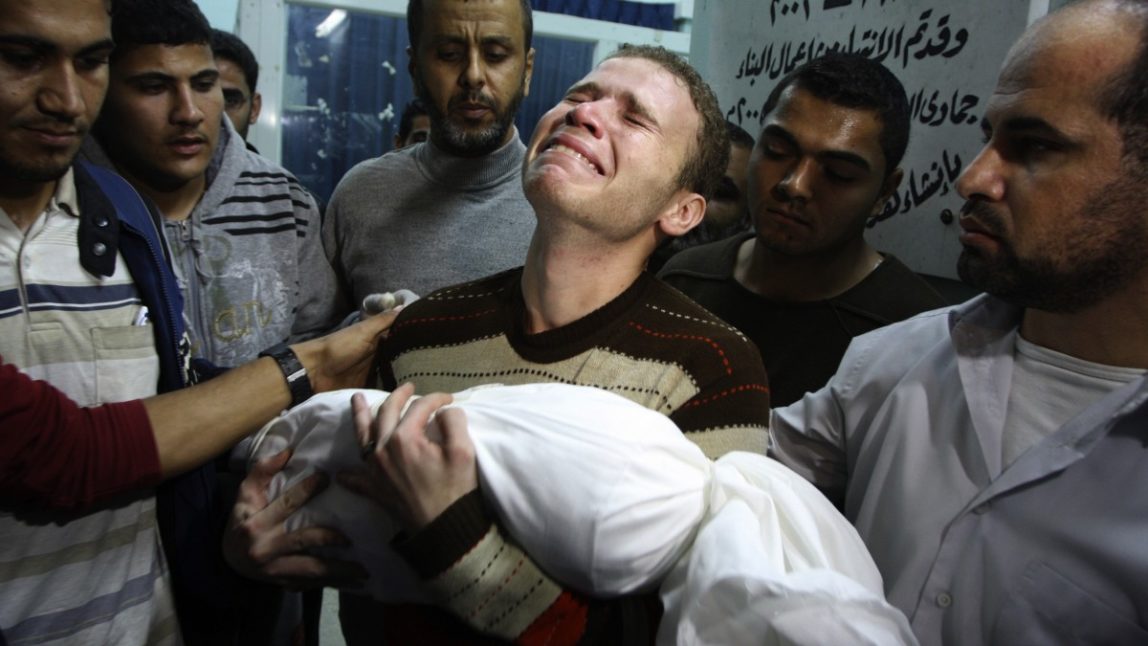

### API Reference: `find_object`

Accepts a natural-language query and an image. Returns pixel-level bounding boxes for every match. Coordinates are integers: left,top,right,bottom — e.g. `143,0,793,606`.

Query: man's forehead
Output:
986,17,1137,137
566,56,697,145
114,42,217,75
0,0,111,47
585,57,687,100
421,0,525,42
766,87,884,157
214,58,250,91
998,3,1139,98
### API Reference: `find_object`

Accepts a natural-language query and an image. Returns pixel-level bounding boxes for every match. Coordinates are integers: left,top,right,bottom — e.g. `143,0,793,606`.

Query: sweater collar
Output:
415,127,526,189
195,116,243,216
505,270,656,362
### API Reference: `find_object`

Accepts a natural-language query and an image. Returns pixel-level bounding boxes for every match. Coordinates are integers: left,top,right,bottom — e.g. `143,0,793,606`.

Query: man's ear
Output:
522,47,536,98
871,167,904,217
249,92,262,125
657,190,706,238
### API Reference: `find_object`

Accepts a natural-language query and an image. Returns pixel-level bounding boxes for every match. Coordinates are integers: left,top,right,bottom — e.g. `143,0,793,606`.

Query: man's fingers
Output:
336,470,371,498
364,307,399,327
351,392,372,448
336,470,391,509
281,525,350,553
248,449,293,482
388,391,455,454
376,383,416,449
233,449,293,512
262,470,328,524
436,407,474,458
355,307,398,335
261,554,369,589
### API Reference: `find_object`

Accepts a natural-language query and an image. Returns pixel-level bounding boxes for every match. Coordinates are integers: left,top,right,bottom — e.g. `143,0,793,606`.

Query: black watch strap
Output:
259,343,313,408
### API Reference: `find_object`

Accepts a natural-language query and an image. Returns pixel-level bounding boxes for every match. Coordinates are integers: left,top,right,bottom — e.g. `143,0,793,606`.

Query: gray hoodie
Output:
86,119,340,366
173,119,339,365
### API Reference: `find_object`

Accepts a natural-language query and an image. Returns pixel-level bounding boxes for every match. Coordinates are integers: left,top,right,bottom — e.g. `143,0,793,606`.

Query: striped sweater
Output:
377,267,771,644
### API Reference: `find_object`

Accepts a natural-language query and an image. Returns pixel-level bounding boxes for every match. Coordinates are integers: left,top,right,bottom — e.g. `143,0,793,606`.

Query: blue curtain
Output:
534,0,677,30
281,7,595,202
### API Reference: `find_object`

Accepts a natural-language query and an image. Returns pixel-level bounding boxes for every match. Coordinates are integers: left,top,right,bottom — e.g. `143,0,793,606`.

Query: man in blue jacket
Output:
0,1,219,644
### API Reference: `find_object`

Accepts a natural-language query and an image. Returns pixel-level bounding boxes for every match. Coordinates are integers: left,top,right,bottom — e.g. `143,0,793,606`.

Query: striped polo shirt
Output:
0,169,180,645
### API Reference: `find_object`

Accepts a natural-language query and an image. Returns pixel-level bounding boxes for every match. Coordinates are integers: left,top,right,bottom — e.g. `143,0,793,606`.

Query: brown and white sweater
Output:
376,267,771,645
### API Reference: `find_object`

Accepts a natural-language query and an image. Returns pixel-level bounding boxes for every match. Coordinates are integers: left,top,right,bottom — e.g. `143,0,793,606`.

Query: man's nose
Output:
776,158,815,203
38,61,86,121
563,101,603,138
172,85,205,125
956,144,1006,203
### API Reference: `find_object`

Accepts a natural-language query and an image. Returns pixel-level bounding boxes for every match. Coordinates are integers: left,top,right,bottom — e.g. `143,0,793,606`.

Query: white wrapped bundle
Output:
250,384,708,600
251,383,915,644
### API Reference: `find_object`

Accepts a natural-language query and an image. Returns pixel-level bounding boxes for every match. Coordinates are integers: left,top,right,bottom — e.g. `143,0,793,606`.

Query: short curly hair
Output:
211,29,259,92
761,52,910,178
604,44,730,202
108,0,212,59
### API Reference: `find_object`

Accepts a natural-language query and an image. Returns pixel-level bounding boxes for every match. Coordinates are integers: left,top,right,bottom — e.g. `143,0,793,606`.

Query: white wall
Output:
198,0,240,30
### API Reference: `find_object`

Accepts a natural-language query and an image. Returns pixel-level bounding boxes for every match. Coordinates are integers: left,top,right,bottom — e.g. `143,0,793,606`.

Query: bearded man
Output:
322,0,537,308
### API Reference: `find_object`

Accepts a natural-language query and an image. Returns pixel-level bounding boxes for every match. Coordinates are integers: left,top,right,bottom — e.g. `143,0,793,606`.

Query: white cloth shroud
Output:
250,383,916,645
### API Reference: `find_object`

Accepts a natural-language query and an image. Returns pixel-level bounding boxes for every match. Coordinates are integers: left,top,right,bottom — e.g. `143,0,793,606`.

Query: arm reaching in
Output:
0,310,396,509
148,309,396,477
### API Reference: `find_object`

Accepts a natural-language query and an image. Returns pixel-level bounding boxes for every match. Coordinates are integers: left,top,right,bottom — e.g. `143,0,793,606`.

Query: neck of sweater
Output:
416,128,526,189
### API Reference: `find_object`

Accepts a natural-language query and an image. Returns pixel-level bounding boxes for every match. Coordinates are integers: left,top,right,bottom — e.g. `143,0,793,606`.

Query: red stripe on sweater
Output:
520,592,589,646
680,382,771,409
627,322,733,375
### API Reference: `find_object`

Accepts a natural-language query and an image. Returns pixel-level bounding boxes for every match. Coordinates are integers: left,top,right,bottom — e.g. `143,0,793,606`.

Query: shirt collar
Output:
51,167,80,217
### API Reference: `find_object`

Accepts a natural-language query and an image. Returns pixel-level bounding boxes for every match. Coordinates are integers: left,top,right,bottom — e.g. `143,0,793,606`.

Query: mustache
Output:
448,93,497,110
167,132,207,141
19,116,85,131
960,200,1006,236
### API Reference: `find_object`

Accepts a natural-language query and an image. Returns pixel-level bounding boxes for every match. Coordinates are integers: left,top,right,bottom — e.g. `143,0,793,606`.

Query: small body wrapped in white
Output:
249,384,916,645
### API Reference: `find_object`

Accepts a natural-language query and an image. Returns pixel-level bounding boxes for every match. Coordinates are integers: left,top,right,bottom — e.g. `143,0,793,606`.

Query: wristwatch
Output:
259,343,313,408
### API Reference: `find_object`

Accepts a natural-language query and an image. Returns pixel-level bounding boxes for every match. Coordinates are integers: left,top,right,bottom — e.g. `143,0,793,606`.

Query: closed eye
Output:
0,47,43,71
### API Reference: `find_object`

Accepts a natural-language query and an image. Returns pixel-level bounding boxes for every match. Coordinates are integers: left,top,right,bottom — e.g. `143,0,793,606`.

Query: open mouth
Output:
544,142,604,175
168,136,208,155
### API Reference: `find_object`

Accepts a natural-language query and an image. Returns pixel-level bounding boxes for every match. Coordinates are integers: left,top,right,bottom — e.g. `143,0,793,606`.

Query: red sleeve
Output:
0,358,163,509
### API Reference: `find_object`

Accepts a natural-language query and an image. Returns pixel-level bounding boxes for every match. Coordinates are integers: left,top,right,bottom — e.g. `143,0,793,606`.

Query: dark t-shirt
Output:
659,232,948,406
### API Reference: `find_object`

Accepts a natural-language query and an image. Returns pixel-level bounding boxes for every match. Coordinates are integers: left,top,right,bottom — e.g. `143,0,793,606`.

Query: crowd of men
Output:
2,0,1146,644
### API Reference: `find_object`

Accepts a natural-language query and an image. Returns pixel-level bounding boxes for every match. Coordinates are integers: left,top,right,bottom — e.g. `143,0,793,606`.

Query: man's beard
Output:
420,80,525,157
957,170,1147,313
0,146,75,184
